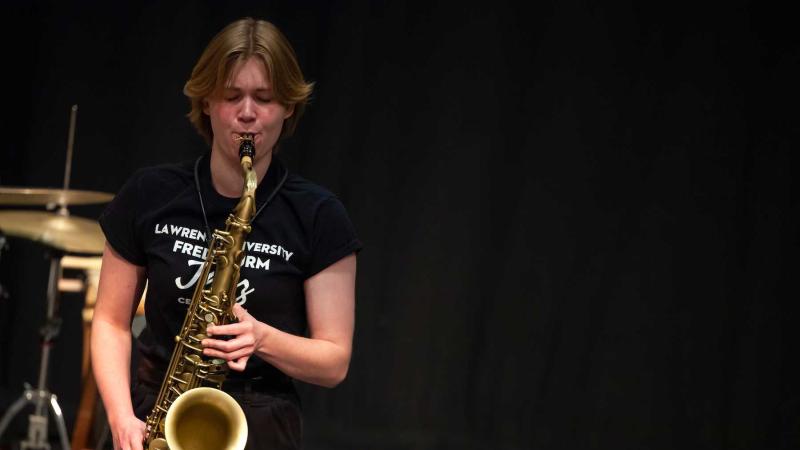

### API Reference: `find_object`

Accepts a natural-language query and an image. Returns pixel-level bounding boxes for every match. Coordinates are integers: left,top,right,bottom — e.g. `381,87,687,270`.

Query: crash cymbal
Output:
0,187,114,206
0,210,104,255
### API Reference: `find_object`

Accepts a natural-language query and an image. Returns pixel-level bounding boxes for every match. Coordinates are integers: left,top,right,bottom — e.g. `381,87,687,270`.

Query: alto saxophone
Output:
144,135,258,450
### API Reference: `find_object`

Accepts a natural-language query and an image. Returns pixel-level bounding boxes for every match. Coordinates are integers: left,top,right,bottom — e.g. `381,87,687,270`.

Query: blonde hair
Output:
184,18,313,144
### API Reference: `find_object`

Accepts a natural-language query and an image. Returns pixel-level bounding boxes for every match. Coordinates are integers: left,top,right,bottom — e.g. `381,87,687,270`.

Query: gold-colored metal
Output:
164,387,247,450
0,210,104,255
0,187,113,206
144,136,257,450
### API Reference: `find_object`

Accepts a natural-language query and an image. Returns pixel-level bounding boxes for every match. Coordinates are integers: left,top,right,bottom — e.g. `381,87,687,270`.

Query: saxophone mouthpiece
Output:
236,134,256,161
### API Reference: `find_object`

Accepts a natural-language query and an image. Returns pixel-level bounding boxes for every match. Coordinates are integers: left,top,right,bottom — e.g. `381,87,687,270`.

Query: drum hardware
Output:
0,249,71,450
0,231,7,300
0,104,110,450
0,105,113,211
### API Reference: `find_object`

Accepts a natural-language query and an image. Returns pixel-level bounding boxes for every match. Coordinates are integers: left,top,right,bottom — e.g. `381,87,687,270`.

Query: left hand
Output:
202,303,264,371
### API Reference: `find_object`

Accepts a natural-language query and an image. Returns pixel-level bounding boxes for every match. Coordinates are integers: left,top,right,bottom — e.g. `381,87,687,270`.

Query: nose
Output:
238,97,256,123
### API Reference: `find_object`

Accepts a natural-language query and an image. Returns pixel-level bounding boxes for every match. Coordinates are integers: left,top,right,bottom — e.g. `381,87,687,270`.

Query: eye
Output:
256,96,272,103
225,94,241,102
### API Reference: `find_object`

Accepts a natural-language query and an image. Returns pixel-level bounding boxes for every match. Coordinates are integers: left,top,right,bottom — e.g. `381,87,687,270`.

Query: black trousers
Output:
132,379,303,450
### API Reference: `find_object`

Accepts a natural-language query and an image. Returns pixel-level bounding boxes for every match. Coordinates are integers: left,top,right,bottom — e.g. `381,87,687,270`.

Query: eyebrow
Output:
223,86,273,92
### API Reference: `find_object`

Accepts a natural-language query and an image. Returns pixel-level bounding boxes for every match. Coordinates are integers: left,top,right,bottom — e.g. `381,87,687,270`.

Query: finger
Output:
227,355,250,371
206,321,250,337
203,334,254,352
203,345,253,361
204,345,252,361
121,429,142,450
205,332,255,352
131,435,143,450
134,428,145,450
225,334,255,349
232,303,250,320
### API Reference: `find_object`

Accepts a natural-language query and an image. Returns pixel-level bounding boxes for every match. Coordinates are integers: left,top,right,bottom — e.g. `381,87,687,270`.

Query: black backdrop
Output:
0,1,798,449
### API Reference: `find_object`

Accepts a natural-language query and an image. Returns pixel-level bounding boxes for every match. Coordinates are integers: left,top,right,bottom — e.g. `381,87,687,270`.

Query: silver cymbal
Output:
0,210,104,255
0,187,114,206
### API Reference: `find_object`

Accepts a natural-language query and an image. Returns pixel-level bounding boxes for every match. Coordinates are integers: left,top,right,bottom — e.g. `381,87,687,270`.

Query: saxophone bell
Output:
164,387,248,450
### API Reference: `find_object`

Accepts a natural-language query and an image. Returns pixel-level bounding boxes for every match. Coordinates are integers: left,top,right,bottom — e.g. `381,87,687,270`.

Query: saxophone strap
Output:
194,154,289,237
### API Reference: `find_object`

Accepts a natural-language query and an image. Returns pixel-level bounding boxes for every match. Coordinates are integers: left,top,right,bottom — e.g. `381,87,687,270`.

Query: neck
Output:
209,148,272,198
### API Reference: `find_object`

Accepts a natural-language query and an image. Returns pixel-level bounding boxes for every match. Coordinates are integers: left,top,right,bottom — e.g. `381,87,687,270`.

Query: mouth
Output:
233,132,259,142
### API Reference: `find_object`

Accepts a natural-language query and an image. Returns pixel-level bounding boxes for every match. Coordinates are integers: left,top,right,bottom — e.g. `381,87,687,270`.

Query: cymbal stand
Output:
0,251,70,450
0,104,78,450
0,231,7,300
55,105,77,217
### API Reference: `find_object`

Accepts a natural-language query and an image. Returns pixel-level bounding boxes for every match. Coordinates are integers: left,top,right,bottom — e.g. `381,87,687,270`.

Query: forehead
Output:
224,57,272,89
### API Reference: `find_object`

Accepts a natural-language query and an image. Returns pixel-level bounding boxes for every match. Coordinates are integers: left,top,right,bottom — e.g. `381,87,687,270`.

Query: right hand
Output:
110,414,146,450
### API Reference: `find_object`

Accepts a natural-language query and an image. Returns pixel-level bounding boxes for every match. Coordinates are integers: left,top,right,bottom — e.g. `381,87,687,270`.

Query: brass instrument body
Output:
144,140,257,450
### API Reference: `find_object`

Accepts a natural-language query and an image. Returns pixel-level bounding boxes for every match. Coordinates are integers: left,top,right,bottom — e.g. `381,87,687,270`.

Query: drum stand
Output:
0,252,70,450
0,232,7,300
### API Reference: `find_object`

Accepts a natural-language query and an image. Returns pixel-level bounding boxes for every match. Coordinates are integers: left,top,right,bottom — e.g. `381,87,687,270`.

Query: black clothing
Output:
100,153,361,448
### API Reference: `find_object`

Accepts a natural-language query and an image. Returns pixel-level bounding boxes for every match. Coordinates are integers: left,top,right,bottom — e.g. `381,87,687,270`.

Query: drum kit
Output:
0,106,114,450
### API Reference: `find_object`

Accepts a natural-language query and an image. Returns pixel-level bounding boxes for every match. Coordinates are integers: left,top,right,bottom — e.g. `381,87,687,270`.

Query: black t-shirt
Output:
99,153,362,390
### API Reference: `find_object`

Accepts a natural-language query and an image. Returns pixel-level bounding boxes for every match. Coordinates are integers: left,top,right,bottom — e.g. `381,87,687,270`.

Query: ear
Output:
202,99,210,115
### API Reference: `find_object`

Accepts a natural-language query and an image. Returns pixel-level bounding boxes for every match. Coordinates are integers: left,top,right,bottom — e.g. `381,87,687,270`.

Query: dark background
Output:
1,1,798,449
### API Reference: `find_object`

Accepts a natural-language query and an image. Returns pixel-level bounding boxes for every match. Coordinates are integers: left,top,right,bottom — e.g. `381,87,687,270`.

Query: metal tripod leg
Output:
0,385,70,450
0,392,31,442
0,254,70,450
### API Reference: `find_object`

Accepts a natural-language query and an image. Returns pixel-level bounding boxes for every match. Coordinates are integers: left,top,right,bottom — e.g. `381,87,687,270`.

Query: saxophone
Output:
144,135,258,450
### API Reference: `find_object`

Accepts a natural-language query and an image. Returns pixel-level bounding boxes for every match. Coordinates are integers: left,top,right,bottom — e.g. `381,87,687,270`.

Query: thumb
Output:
232,303,249,320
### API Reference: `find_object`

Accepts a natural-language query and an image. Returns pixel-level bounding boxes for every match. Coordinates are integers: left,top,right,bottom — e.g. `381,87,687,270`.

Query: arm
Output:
91,243,147,450
203,253,356,387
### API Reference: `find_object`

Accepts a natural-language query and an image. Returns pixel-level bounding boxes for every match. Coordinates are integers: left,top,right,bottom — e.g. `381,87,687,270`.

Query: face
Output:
203,57,293,164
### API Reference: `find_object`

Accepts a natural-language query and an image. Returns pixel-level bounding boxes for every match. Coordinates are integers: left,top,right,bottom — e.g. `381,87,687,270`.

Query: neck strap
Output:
193,154,289,237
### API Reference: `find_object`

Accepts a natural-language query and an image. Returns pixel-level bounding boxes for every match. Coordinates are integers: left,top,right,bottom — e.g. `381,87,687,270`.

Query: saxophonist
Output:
91,18,361,450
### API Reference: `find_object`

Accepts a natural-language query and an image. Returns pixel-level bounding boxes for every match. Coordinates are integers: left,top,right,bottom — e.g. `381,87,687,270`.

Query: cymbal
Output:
0,187,114,206
0,210,105,255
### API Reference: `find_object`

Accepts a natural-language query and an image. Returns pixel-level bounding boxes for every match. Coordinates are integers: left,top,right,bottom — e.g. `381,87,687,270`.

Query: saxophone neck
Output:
233,136,258,221
240,156,258,197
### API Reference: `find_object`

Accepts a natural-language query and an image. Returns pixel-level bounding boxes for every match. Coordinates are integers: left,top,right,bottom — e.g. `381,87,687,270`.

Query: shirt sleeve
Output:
307,196,362,278
98,170,147,266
